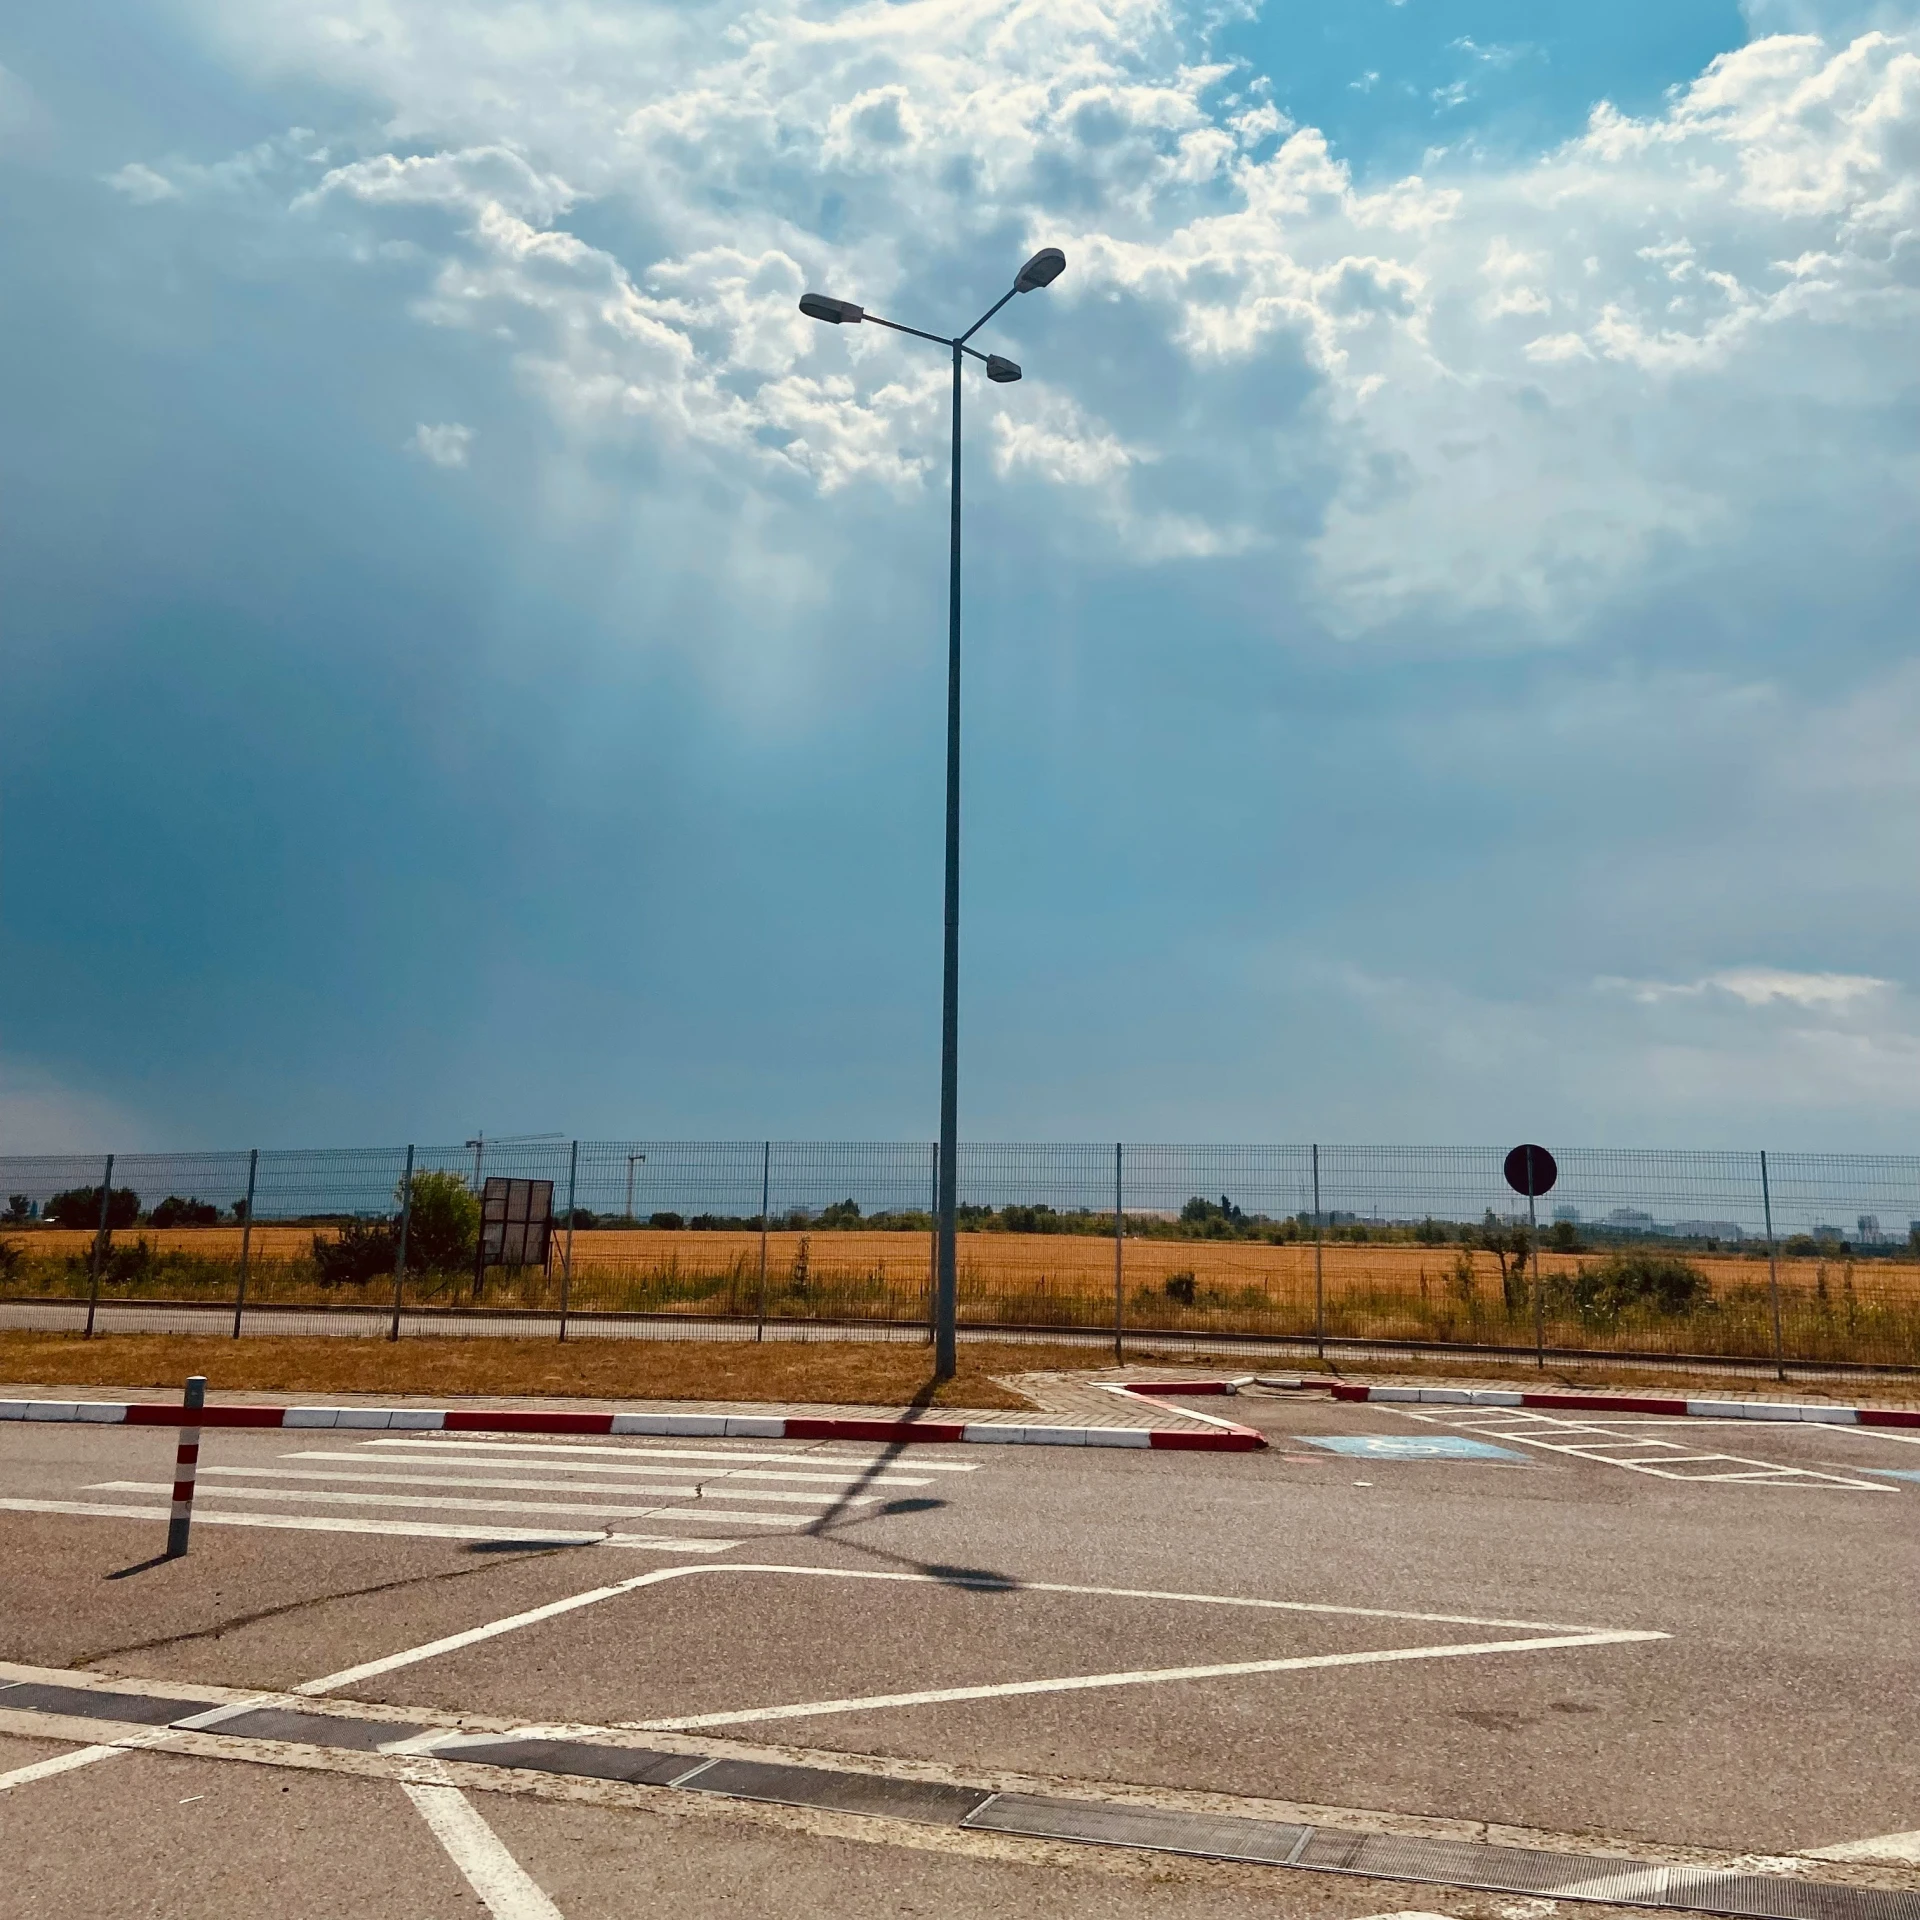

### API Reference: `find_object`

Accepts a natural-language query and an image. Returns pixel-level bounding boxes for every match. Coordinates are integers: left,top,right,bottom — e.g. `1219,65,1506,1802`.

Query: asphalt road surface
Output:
2,1382,1916,1918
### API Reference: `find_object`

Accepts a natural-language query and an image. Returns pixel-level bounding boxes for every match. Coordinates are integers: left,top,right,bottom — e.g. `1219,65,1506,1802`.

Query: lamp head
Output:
799,293,865,324
985,354,1022,383
1013,247,1066,293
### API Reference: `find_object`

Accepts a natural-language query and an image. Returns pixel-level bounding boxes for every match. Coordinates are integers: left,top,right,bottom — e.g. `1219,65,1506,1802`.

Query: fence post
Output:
1761,1149,1786,1383
1312,1144,1324,1362
1112,1143,1124,1364
758,1141,772,1342
927,1142,938,1348
389,1145,414,1343
166,1375,206,1557
84,1153,114,1340
558,1141,579,1342
230,1148,258,1340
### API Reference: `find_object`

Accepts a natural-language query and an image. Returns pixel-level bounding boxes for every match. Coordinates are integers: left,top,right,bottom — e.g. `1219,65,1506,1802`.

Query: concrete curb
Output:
1325,1383,1920,1428
0,1385,1269,1451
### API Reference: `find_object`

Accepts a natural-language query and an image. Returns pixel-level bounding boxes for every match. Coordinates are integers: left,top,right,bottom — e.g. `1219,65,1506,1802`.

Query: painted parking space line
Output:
403,1779,567,1919
1855,1467,1920,1485
1300,1436,1530,1463
1803,1828,1920,1865
291,1559,1655,1702
1399,1409,1894,1488
631,1626,1666,1733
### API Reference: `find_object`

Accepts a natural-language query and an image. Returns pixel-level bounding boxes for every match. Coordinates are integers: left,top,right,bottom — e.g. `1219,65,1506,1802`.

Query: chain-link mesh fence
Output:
2,1141,1916,1368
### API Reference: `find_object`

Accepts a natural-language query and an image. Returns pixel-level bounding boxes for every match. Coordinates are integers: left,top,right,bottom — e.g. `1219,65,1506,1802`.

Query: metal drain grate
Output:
0,1681,223,1727
207,1708,425,1752
967,1792,1310,1865
690,1758,993,1825
4,1676,1916,1920
446,1740,702,1787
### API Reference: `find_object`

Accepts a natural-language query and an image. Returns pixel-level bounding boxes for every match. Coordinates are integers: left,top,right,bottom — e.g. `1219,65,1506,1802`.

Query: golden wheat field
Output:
14,1222,1919,1309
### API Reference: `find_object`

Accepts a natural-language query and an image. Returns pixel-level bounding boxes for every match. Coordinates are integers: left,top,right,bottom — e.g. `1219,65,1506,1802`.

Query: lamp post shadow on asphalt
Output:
799,244,1067,1379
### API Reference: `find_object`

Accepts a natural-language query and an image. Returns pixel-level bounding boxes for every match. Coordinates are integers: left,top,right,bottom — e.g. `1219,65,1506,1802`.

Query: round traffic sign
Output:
1503,1144,1557,1198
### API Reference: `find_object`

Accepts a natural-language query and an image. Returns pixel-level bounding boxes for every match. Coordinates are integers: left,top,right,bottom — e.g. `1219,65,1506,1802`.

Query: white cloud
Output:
147,0,1920,641
105,161,180,203
1602,968,1893,1007
410,421,474,467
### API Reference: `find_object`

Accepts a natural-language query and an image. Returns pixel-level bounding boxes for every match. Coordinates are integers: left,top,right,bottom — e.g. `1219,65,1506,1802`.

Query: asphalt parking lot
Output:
2,1380,1917,1918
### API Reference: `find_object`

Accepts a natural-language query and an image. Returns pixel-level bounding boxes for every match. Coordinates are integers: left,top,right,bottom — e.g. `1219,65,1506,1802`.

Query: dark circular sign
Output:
1503,1144,1558,1198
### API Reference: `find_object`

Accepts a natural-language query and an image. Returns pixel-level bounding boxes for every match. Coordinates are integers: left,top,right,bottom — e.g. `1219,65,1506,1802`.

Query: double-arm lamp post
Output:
799,246,1066,1378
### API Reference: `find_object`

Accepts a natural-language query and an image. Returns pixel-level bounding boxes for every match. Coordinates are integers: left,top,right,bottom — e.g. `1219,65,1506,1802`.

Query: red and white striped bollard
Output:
166,1375,206,1556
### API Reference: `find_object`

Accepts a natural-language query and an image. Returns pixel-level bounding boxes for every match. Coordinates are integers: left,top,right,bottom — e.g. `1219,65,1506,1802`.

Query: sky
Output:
3,0,1919,1154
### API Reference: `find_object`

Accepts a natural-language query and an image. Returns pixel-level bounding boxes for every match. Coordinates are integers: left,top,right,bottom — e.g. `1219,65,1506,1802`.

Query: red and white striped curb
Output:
1326,1383,1920,1428
0,1384,1267,1451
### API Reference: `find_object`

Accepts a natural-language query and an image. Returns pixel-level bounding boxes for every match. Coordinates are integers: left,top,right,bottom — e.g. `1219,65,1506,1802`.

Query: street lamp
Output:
625,1152,647,1224
798,245,1066,1379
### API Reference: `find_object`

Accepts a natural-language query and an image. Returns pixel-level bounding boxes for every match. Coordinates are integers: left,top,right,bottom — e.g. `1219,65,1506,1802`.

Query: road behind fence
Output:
3,1141,1918,1372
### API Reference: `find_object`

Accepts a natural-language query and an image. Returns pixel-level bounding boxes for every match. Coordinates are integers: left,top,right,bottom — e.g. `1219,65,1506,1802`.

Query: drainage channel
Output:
4,1681,1915,1920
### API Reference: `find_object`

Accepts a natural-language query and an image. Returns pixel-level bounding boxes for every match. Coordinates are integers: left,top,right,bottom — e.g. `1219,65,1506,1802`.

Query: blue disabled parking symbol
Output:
1303,1434,1531,1463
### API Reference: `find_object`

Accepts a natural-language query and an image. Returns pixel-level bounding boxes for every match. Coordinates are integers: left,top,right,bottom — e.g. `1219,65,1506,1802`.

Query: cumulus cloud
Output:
148,0,1920,649
410,421,474,467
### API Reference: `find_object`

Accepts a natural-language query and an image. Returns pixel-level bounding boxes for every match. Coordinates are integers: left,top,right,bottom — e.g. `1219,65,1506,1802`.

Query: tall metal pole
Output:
230,1147,258,1340
1112,1142,1124,1364
1527,1144,1544,1369
389,1144,414,1342
1311,1144,1324,1362
757,1140,771,1342
934,340,963,1379
84,1152,114,1340
927,1142,938,1347
1761,1149,1786,1383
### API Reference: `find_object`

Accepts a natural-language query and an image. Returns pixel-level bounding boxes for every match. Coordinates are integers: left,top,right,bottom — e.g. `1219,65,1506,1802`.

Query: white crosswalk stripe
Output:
12,1432,982,1548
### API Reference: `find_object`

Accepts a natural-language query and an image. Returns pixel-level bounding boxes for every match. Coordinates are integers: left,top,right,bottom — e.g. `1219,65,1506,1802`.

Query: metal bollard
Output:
166,1375,206,1557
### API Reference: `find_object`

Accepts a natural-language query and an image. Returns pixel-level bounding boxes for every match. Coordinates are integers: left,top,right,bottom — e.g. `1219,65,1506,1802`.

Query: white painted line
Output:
1803,1829,1920,1865
281,1453,881,1501
88,1481,789,1529
403,1782,565,1919
198,1465,818,1519
289,1559,1653,1702
296,1565,704,1696
0,1743,129,1792
0,1497,725,1550
634,1628,1666,1732
359,1436,977,1474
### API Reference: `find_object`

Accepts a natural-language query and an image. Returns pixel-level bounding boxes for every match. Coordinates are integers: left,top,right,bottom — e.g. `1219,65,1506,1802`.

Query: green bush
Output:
400,1169,479,1272
1565,1250,1710,1325
313,1219,399,1287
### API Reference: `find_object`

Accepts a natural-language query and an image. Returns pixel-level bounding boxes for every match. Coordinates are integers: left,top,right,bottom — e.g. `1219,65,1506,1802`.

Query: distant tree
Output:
231,1197,249,1225
46,1186,139,1231
1480,1211,1533,1315
1548,1219,1580,1252
150,1196,219,1228
397,1169,480,1272
4,1196,33,1224
648,1211,686,1231
819,1198,864,1229
1414,1217,1447,1246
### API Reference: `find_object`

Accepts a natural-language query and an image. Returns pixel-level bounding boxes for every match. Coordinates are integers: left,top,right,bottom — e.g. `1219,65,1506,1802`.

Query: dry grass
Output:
0,1331,1102,1408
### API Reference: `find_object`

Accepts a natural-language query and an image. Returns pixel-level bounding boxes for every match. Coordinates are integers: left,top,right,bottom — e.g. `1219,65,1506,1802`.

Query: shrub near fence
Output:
2,1142,1918,1368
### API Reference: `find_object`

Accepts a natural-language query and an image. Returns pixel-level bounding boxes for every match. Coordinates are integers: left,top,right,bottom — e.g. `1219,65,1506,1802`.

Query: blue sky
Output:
4,0,1919,1153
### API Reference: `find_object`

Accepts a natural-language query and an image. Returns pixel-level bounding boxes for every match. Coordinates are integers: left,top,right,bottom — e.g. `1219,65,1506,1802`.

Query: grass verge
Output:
0,1332,1108,1409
